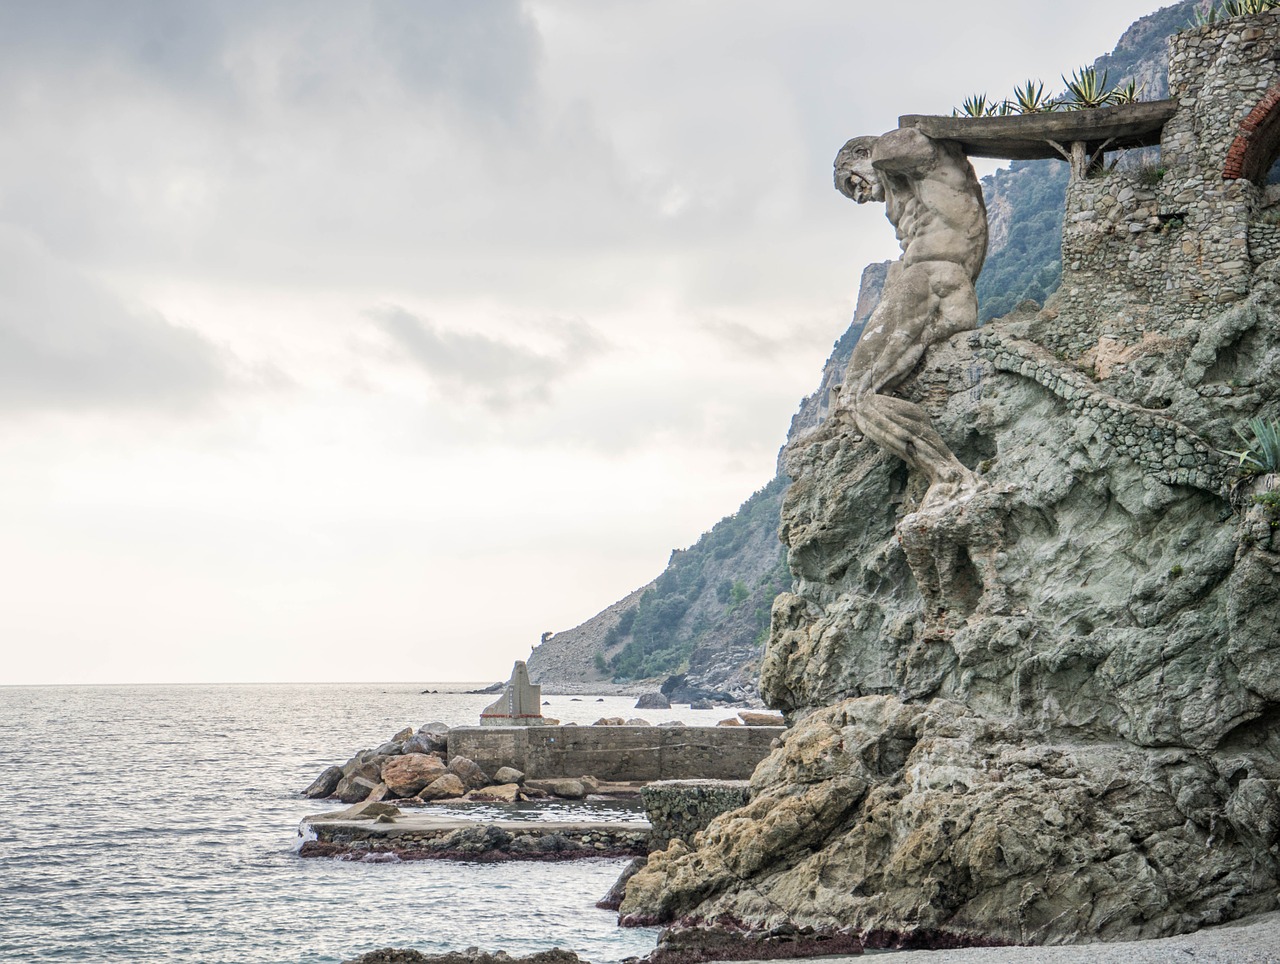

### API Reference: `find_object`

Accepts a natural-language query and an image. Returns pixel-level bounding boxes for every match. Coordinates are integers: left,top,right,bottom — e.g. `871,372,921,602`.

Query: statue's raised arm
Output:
833,129,989,508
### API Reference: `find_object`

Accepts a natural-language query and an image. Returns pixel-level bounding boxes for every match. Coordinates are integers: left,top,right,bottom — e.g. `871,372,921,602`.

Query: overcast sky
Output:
2,0,1172,685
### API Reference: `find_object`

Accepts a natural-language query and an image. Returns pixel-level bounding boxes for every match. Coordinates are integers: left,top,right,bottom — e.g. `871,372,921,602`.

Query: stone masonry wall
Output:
447,725,781,783
1055,13,1280,354
640,779,752,850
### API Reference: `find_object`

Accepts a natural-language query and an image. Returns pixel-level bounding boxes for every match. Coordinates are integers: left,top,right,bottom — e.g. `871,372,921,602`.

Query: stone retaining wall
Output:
1054,13,1280,351
640,779,752,850
447,725,781,783
974,330,1231,493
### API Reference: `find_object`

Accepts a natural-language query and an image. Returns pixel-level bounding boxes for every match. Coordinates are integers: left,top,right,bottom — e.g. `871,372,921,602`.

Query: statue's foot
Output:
920,470,983,513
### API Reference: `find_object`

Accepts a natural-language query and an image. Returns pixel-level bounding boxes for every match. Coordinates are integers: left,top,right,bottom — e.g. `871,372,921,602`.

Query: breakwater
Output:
446,725,782,783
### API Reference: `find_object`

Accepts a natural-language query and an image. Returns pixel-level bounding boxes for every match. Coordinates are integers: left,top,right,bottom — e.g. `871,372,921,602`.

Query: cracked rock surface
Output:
619,262,1280,946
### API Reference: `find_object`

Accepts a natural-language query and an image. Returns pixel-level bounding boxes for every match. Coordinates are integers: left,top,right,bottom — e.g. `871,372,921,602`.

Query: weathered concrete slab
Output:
300,812,650,861
447,725,782,782
899,100,1176,160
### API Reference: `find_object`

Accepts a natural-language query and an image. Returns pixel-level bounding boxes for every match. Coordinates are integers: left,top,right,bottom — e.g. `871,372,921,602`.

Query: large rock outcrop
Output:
619,12,1280,945
620,256,1280,946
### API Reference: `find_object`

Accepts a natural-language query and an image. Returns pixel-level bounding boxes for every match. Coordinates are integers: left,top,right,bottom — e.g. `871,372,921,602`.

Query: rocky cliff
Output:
618,8,1280,950
530,0,1210,702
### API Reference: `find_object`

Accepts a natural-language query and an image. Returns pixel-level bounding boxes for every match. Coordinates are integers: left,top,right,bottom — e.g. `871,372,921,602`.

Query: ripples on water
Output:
0,685,733,963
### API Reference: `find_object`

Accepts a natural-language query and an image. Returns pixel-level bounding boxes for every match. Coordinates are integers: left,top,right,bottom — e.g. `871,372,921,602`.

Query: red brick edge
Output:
1224,83,1280,180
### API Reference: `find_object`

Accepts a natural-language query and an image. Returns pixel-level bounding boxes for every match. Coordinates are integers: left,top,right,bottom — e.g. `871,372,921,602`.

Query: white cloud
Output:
0,0,1178,683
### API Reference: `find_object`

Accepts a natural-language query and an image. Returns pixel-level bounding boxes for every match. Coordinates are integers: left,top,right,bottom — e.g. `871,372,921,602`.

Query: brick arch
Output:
1224,83,1280,182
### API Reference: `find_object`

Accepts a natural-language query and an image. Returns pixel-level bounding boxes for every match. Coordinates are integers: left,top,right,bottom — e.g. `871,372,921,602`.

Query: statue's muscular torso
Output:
874,129,987,280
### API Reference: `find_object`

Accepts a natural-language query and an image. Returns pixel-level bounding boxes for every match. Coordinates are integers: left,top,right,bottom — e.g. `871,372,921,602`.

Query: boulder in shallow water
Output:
381,753,447,797
303,765,343,799
634,692,671,710
738,711,785,726
374,740,404,756
333,800,402,821
335,774,380,804
525,778,586,800
418,773,466,801
493,766,525,785
466,783,521,803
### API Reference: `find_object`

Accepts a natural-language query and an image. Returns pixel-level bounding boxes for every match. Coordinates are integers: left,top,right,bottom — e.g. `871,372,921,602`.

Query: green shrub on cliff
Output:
607,476,789,682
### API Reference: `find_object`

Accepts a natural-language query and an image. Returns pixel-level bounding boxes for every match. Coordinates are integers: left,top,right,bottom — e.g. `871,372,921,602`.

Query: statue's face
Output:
834,136,883,204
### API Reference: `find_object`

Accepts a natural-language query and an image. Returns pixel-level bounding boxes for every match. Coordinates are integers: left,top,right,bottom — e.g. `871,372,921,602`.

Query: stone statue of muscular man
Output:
834,128,988,508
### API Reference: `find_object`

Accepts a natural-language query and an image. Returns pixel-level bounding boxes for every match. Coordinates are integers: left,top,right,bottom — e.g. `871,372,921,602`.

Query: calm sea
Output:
0,684,735,963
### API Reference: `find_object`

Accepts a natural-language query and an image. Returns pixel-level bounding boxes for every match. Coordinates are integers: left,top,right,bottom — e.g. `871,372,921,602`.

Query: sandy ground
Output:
780,910,1280,963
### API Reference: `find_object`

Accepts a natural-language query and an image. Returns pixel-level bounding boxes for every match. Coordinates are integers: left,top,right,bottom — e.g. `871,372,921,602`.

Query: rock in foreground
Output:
342,949,586,964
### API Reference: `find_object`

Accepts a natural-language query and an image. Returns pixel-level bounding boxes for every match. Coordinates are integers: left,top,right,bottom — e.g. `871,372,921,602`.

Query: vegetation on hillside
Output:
604,476,789,682
976,160,1069,321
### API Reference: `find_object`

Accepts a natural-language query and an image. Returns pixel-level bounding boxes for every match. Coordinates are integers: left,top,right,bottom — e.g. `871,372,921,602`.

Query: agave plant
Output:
1009,79,1054,114
954,93,1001,118
1228,417,1280,473
1108,80,1144,105
1062,66,1112,110
1223,0,1280,14
1192,0,1280,25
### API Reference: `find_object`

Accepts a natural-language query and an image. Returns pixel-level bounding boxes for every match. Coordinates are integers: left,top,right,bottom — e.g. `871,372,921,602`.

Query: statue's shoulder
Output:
872,128,938,175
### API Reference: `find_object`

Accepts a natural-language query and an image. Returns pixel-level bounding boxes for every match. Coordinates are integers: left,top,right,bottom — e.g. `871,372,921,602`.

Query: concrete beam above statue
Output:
900,99,1176,162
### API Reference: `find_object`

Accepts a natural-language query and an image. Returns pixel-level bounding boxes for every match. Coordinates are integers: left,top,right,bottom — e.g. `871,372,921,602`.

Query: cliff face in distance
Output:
619,7,1280,948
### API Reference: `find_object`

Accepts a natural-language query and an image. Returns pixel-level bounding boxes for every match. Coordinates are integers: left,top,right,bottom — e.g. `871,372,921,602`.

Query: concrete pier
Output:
300,811,649,861
446,724,782,782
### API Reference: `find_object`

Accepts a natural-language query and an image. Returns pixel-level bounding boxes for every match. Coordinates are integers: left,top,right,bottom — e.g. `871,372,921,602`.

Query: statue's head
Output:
834,136,883,204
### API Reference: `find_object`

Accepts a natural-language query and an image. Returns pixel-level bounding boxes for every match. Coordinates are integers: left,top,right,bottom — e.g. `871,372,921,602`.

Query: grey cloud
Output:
0,228,230,411
0,1,540,118
371,306,606,410
697,317,834,361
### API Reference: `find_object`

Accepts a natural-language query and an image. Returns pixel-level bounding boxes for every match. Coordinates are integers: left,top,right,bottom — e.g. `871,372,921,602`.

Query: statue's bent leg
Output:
845,261,977,490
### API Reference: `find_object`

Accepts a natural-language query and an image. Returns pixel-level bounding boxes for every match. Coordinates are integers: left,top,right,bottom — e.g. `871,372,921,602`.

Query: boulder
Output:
374,740,405,756
716,718,742,727
403,721,450,756
381,753,448,798
335,772,380,804
493,766,525,785
303,765,343,799
634,692,671,710
690,699,715,710
657,720,686,728
446,756,490,791
418,773,466,801
593,717,625,726
333,800,402,821
391,726,414,742
738,711,785,727
526,778,586,800
466,783,521,803
624,718,651,726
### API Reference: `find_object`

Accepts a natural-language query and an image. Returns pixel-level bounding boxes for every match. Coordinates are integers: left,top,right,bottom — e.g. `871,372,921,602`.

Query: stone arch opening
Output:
1224,83,1280,184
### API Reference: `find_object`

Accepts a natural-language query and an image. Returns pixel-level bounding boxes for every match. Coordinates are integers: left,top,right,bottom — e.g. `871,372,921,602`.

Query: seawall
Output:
446,725,781,782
